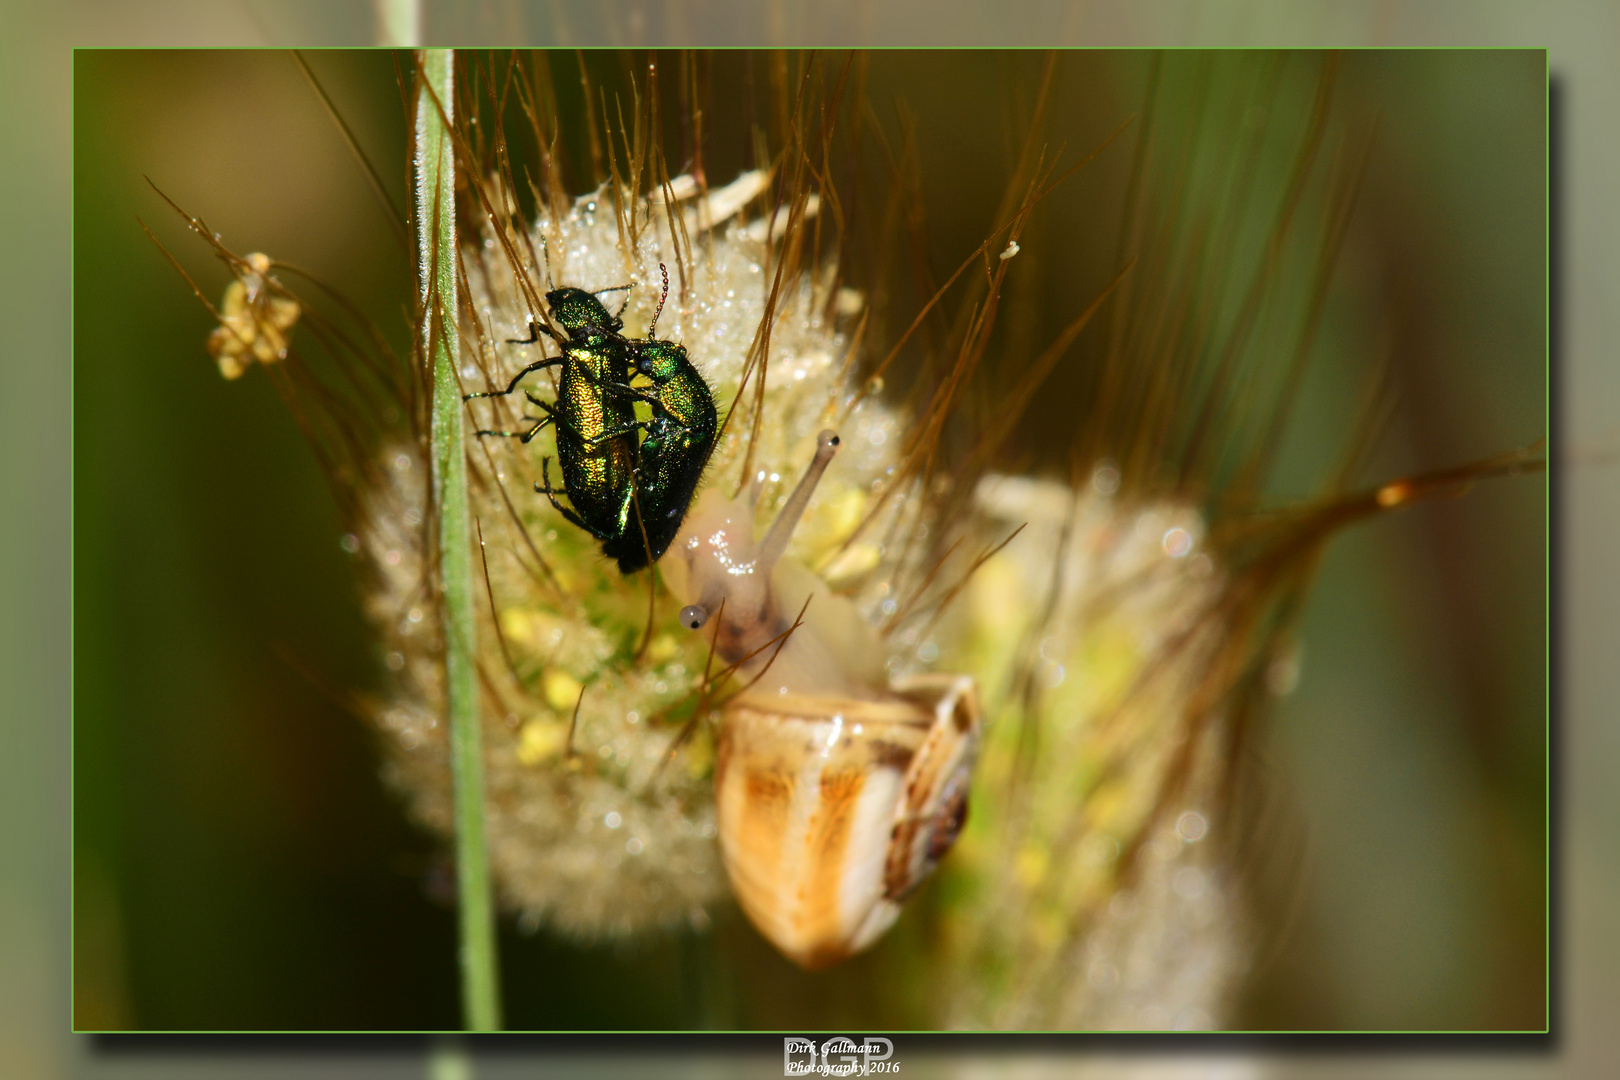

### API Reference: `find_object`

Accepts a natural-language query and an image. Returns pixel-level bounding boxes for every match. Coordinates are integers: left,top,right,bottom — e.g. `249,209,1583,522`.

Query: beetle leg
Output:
504,316,561,346
534,458,596,536
582,419,652,445
522,390,560,415
474,392,562,443
600,381,662,407
474,414,553,443
463,354,564,401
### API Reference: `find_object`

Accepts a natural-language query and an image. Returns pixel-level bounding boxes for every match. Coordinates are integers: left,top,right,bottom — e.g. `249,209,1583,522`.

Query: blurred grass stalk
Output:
416,46,501,1032
376,0,420,48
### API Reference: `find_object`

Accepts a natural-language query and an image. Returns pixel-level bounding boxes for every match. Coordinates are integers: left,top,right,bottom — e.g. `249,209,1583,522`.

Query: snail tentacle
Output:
756,430,841,576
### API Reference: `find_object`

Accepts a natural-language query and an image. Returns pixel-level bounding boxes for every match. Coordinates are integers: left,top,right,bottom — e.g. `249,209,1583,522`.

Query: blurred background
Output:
5,0,1607,1075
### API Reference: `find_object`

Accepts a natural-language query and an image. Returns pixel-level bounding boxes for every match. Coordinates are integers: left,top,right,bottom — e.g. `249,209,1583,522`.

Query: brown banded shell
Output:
715,675,980,969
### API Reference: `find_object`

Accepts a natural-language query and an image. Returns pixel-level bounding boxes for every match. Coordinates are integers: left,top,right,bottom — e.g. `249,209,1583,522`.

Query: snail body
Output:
663,432,982,968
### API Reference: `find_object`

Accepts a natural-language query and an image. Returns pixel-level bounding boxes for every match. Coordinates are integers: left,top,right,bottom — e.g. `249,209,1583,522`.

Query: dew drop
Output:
1091,461,1120,496
1171,867,1206,899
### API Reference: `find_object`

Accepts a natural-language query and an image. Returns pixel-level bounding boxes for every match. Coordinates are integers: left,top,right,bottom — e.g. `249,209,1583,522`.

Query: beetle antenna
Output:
648,262,670,338
596,280,636,319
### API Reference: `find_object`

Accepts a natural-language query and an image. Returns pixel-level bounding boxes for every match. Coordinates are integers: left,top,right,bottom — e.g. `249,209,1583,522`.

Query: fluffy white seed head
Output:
364,174,914,938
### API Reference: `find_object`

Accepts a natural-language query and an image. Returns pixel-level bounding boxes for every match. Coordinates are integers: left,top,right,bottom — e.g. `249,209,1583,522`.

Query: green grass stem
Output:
416,47,501,1032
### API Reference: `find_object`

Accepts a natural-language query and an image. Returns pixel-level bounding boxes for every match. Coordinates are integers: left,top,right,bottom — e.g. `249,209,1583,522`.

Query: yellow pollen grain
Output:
801,487,871,573
819,541,883,584
820,487,869,541
971,557,1025,638
1015,842,1050,889
646,633,679,663
499,607,537,647
517,718,569,766
542,669,584,713
682,729,715,780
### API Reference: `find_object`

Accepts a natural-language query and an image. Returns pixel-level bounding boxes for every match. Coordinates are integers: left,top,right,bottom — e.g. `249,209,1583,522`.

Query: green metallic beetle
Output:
466,271,718,574
602,267,719,573
602,335,719,572
465,286,642,561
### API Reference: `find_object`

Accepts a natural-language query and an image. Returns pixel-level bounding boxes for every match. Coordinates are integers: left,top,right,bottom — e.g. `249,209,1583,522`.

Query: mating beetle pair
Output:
465,267,717,574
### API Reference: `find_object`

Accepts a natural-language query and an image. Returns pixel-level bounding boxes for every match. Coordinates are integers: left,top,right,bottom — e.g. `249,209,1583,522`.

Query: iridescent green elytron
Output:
602,335,718,572
599,265,719,573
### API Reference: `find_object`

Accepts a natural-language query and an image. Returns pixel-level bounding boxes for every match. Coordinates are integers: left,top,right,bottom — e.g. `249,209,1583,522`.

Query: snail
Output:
661,431,982,969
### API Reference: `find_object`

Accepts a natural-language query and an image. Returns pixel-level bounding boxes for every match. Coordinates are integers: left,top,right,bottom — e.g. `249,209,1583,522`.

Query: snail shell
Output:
715,674,980,969
664,431,982,968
